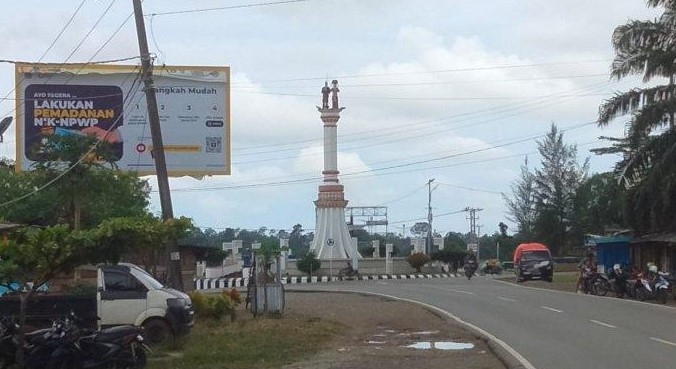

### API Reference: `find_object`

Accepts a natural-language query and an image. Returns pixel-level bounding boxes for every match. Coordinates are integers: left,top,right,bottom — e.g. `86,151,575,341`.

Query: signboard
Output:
15,63,230,176
467,243,478,252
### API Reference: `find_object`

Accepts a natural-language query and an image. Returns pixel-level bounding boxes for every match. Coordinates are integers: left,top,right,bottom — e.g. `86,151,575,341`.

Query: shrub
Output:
190,292,235,320
189,290,208,315
296,252,321,275
407,252,430,273
222,288,242,305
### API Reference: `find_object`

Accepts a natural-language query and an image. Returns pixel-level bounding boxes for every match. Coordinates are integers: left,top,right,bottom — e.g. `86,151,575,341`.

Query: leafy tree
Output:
0,136,149,229
407,252,430,273
532,124,588,255
296,251,321,276
114,215,194,277
503,157,536,239
288,224,308,256
573,172,626,236
431,247,466,274
443,232,467,251
595,0,676,235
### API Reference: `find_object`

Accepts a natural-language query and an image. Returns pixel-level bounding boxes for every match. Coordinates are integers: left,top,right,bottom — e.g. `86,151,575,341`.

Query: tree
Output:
443,232,467,251
0,136,149,229
532,124,588,255
596,0,676,235
503,157,536,240
431,247,466,274
407,252,430,273
288,224,308,256
573,172,626,236
296,251,321,276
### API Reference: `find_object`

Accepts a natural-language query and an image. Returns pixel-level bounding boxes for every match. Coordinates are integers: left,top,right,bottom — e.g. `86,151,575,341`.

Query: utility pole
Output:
132,0,183,290
426,178,435,254
463,207,483,257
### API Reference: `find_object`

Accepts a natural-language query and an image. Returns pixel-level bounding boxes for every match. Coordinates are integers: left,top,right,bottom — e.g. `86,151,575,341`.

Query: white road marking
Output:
541,306,563,313
650,337,676,347
590,320,616,328
498,297,516,302
449,289,476,295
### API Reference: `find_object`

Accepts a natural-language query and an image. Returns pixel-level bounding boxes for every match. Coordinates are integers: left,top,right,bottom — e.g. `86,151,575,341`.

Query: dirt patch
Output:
280,292,506,369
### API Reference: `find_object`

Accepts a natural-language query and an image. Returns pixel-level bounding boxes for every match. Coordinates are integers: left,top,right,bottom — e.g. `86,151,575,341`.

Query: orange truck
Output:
513,243,554,282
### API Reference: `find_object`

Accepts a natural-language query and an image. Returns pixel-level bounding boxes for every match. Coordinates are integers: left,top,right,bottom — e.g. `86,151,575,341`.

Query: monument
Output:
311,80,360,261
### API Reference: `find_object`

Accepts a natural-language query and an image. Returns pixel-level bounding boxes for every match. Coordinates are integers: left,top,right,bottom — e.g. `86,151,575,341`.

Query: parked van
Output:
513,243,554,282
0,263,193,344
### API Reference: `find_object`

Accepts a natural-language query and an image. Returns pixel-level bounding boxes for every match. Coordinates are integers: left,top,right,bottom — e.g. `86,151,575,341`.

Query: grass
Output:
500,272,580,292
146,314,344,369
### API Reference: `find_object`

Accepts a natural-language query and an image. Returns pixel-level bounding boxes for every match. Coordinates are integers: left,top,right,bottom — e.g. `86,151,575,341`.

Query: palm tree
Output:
596,0,676,235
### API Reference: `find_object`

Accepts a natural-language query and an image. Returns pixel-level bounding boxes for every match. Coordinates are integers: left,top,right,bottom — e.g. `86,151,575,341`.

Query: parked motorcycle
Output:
581,271,610,296
0,313,149,369
47,312,149,369
634,268,671,304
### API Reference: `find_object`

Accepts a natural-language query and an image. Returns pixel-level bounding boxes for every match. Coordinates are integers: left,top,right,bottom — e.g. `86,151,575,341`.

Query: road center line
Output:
590,320,616,328
449,289,476,295
541,306,563,313
498,296,516,302
650,337,676,347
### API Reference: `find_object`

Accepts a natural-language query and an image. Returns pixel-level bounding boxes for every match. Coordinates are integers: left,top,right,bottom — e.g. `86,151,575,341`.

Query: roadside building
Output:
630,233,676,275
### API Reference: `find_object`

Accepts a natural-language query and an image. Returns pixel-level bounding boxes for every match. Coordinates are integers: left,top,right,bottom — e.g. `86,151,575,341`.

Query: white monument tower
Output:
311,80,360,260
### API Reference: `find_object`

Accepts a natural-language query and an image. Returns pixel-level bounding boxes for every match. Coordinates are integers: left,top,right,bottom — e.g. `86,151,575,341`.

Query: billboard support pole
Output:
133,0,184,291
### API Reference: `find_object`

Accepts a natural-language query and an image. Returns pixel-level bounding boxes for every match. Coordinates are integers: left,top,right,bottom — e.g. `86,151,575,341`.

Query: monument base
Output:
311,207,360,260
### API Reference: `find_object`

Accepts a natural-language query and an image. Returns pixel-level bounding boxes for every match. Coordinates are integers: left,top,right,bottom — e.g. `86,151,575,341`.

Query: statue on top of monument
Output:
331,80,340,109
321,81,330,109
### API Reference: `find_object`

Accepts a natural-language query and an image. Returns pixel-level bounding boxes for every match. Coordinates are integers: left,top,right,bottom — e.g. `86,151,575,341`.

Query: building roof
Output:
630,233,676,244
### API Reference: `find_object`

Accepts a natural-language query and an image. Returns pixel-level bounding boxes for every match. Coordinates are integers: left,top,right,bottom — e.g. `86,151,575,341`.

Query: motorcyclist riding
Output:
463,250,478,280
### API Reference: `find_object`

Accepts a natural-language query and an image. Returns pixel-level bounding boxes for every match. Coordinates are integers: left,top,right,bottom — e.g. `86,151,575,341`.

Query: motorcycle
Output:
464,260,478,281
634,272,671,304
46,313,150,369
581,271,610,296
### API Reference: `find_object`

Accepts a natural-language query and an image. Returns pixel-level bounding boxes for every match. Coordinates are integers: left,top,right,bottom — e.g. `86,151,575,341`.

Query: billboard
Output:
15,63,230,176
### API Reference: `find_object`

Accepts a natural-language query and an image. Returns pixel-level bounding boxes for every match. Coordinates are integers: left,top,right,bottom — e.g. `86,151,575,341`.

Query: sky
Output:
0,0,662,238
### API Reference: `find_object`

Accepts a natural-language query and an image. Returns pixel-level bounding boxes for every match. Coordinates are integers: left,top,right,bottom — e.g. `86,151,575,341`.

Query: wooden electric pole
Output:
132,0,183,290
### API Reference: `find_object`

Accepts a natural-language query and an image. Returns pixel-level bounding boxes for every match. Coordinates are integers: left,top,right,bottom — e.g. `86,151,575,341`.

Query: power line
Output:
147,0,324,16
161,120,596,193
232,78,621,156
0,0,88,116
238,59,613,84
62,0,118,63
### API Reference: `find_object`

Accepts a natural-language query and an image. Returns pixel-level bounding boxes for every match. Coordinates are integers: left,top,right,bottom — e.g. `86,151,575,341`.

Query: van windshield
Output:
521,250,550,261
129,266,164,290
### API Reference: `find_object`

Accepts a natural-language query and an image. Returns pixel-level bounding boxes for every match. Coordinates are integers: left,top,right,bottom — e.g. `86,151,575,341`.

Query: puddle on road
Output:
405,341,474,350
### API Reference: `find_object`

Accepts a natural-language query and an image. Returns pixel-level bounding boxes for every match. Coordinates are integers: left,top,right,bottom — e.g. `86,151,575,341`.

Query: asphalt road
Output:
286,276,676,369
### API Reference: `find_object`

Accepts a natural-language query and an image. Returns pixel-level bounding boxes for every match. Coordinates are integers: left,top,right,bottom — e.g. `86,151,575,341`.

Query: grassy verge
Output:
147,314,345,369
500,272,580,292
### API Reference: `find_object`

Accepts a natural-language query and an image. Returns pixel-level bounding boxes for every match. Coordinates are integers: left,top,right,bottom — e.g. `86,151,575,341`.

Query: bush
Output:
296,252,321,275
189,291,235,320
407,252,430,273
222,288,242,305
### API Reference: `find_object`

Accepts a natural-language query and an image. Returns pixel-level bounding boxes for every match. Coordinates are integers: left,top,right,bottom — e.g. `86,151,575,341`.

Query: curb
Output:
287,289,536,369
194,273,458,290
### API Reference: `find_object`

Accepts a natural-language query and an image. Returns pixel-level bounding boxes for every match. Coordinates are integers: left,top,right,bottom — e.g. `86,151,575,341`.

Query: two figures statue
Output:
321,80,340,109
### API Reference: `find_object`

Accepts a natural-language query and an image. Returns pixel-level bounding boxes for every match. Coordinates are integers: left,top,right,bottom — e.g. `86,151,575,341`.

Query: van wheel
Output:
143,319,173,345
